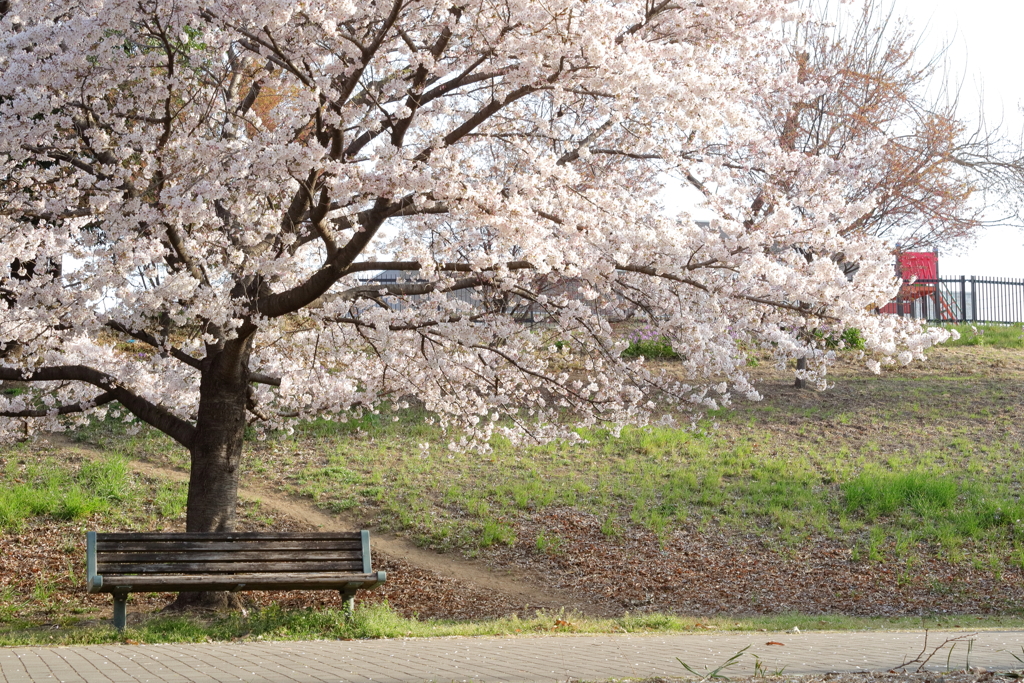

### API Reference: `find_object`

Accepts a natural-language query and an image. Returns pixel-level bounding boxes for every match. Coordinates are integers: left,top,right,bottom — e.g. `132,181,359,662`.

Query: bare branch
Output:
890,630,977,673
341,260,534,275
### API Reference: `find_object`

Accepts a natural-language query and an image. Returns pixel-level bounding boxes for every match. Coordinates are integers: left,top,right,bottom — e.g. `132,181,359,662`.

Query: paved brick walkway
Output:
3,630,1024,683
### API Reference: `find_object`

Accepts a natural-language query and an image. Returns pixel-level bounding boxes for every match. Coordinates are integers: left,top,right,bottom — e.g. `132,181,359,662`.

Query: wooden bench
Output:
86,531,386,630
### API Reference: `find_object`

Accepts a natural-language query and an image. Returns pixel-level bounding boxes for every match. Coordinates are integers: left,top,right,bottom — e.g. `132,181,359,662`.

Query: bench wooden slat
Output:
95,540,362,552
95,531,362,542
98,560,366,573
96,550,364,563
98,572,383,592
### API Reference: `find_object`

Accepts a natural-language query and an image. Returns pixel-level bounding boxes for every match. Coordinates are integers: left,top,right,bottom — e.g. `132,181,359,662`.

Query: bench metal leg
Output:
112,593,128,631
340,591,355,617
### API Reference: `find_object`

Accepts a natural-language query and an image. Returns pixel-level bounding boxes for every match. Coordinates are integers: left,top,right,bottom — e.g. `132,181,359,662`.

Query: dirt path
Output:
50,436,602,615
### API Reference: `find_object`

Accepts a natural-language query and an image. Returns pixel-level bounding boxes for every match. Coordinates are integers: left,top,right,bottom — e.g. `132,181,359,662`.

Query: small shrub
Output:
622,326,679,359
623,337,679,359
811,327,865,351
839,327,866,350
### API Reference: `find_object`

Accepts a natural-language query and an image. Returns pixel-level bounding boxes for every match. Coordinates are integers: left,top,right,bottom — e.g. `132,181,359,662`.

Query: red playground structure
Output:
878,250,959,320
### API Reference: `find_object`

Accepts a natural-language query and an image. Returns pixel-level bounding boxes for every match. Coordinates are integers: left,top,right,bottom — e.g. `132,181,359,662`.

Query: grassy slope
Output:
942,324,1024,349
11,450,1020,646
72,331,1024,567
2,329,1024,643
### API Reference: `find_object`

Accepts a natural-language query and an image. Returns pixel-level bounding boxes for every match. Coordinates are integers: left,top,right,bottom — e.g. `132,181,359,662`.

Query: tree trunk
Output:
166,343,250,612
794,357,807,389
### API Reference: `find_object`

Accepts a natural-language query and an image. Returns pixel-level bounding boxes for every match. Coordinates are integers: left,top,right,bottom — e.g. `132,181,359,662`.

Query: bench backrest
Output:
87,531,372,584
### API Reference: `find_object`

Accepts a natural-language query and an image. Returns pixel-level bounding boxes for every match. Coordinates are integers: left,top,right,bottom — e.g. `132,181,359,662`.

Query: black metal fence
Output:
884,276,1024,324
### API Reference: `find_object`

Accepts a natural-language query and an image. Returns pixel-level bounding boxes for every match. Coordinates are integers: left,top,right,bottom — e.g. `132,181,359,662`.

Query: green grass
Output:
72,412,187,468
841,467,1024,553
940,323,1024,348
0,446,283,624
4,345,1024,638
242,414,1024,566
0,455,135,530
0,603,1017,647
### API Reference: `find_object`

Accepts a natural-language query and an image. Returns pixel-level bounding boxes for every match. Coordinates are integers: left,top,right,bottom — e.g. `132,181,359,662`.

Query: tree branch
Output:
105,321,203,370
21,145,111,181
0,366,196,448
250,372,281,386
258,197,394,317
615,263,711,292
164,225,208,285
337,273,497,301
341,260,534,275
557,119,615,165
0,391,115,418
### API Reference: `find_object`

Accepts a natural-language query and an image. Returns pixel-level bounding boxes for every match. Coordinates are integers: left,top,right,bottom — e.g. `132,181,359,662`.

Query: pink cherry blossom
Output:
0,0,948,533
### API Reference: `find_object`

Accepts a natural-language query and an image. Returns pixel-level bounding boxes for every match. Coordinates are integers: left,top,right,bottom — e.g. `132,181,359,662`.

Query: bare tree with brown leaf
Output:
762,0,1024,252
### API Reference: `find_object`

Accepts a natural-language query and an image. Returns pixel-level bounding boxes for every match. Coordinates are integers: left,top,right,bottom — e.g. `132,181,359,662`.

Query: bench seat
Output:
87,572,385,592
86,531,386,629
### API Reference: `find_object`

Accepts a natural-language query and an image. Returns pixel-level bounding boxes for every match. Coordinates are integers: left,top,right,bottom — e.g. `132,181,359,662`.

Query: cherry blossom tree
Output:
1,0,949,598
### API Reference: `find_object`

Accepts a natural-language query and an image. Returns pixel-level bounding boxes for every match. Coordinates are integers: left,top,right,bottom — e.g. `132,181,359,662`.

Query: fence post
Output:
932,279,942,322
970,276,977,322
960,276,967,323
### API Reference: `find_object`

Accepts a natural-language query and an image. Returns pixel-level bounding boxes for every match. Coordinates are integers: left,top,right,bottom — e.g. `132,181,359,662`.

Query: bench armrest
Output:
361,530,372,574
86,531,103,593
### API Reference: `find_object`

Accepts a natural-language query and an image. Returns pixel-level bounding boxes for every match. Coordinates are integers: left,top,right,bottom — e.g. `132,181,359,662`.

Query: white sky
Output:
892,0,1024,279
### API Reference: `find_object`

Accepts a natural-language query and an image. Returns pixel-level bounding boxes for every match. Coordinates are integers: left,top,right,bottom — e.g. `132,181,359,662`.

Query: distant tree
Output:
0,0,949,608
749,0,1024,252
722,0,1017,388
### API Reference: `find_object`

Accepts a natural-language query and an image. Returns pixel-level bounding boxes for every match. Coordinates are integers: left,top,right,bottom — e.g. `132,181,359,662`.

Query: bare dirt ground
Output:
487,507,1021,617
3,346,1024,624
